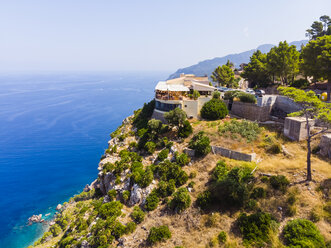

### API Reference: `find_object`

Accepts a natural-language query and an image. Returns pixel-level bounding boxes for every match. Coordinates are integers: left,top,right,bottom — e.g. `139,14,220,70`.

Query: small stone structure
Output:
231,101,271,122
211,146,256,162
283,117,314,141
319,134,331,159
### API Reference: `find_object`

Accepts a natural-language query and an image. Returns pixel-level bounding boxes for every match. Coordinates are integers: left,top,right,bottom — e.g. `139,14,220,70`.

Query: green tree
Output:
164,108,187,127
266,41,300,85
306,15,331,40
301,35,331,101
278,87,331,181
211,65,235,87
241,50,271,88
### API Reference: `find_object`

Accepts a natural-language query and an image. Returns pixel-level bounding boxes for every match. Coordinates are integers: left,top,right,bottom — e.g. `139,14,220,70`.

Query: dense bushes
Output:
238,212,277,246
178,120,193,138
164,108,187,127
130,162,154,188
283,219,325,248
168,188,191,212
200,99,228,120
144,190,160,211
217,231,227,244
97,201,123,219
218,119,261,142
132,99,155,130
175,153,190,166
188,131,211,157
269,175,289,192
212,160,229,182
156,180,176,197
196,191,213,210
131,206,145,224
147,225,171,244
144,141,156,154
154,160,188,187
157,148,169,161
236,92,257,103
214,166,254,207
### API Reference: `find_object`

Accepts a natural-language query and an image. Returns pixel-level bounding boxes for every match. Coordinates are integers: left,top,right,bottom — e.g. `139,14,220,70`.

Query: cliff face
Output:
31,106,331,248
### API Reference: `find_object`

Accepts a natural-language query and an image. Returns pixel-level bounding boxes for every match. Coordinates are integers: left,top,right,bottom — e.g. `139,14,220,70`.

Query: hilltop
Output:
30,100,331,248
168,40,308,79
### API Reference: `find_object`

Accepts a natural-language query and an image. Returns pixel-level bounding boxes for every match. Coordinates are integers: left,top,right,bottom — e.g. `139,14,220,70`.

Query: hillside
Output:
168,40,308,79
30,101,331,248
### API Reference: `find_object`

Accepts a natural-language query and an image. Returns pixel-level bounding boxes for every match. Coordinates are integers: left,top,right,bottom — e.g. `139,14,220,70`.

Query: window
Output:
155,100,181,112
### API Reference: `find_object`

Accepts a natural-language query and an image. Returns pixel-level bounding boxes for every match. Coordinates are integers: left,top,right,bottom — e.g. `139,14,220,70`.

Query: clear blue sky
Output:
0,0,330,72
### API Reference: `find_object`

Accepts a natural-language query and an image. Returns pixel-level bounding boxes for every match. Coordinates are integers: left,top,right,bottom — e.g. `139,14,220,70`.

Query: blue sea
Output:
0,71,169,248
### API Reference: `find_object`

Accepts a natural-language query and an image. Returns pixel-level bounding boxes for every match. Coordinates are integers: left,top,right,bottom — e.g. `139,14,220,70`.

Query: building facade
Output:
152,74,215,120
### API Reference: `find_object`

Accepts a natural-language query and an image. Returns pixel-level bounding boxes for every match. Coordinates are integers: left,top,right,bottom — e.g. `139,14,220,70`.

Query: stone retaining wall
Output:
231,101,271,122
211,146,256,162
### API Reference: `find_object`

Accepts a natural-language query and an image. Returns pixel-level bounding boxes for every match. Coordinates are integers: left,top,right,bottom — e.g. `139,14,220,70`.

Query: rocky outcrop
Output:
28,214,44,225
128,182,156,206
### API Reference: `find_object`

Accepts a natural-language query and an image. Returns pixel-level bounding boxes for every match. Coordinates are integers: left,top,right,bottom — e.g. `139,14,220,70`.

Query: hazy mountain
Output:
168,40,308,79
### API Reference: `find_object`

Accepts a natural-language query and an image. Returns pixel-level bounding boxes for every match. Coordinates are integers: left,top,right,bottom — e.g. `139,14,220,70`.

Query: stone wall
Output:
274,96,302,114
283,117,314,141
151,109,167,123
211,146,256,162
319,134,331,159
231,101,271,122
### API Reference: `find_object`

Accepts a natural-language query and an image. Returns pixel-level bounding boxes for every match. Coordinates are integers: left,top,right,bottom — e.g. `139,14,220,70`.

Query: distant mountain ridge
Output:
168,40,308,79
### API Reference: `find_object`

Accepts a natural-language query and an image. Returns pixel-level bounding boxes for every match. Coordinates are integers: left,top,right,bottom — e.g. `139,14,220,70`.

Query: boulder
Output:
81,240,90,248
128,184,143,206
56,204,62,210
28,214,43,225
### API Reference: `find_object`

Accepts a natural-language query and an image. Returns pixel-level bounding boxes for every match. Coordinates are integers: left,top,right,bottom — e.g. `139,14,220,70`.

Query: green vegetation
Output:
197,191,212,210
212,91,221,99
144,141,156,154
164,108,187,127
157,148,169,161
188,131,211,157
156,180,176,197
147,225,172,245
283,219,326,248
269,175,290,193
217,231,227,244
213,166,254,207
131,206,145,224
218,119,261,142
154,160,188,187
144,190,160,211
50,224,62,237
192,90,200,100
107,189,117,201
238,212,277,246
200,99,228,120
236,92,257,103
175,153,190,166
306,15,331,40
131,162,153,188
211,64,235,88
168,188,191,212
178,120,193,138
132,99,155,130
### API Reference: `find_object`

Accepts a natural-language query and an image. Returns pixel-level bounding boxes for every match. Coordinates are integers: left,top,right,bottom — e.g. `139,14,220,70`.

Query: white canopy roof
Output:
155,81,190,92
